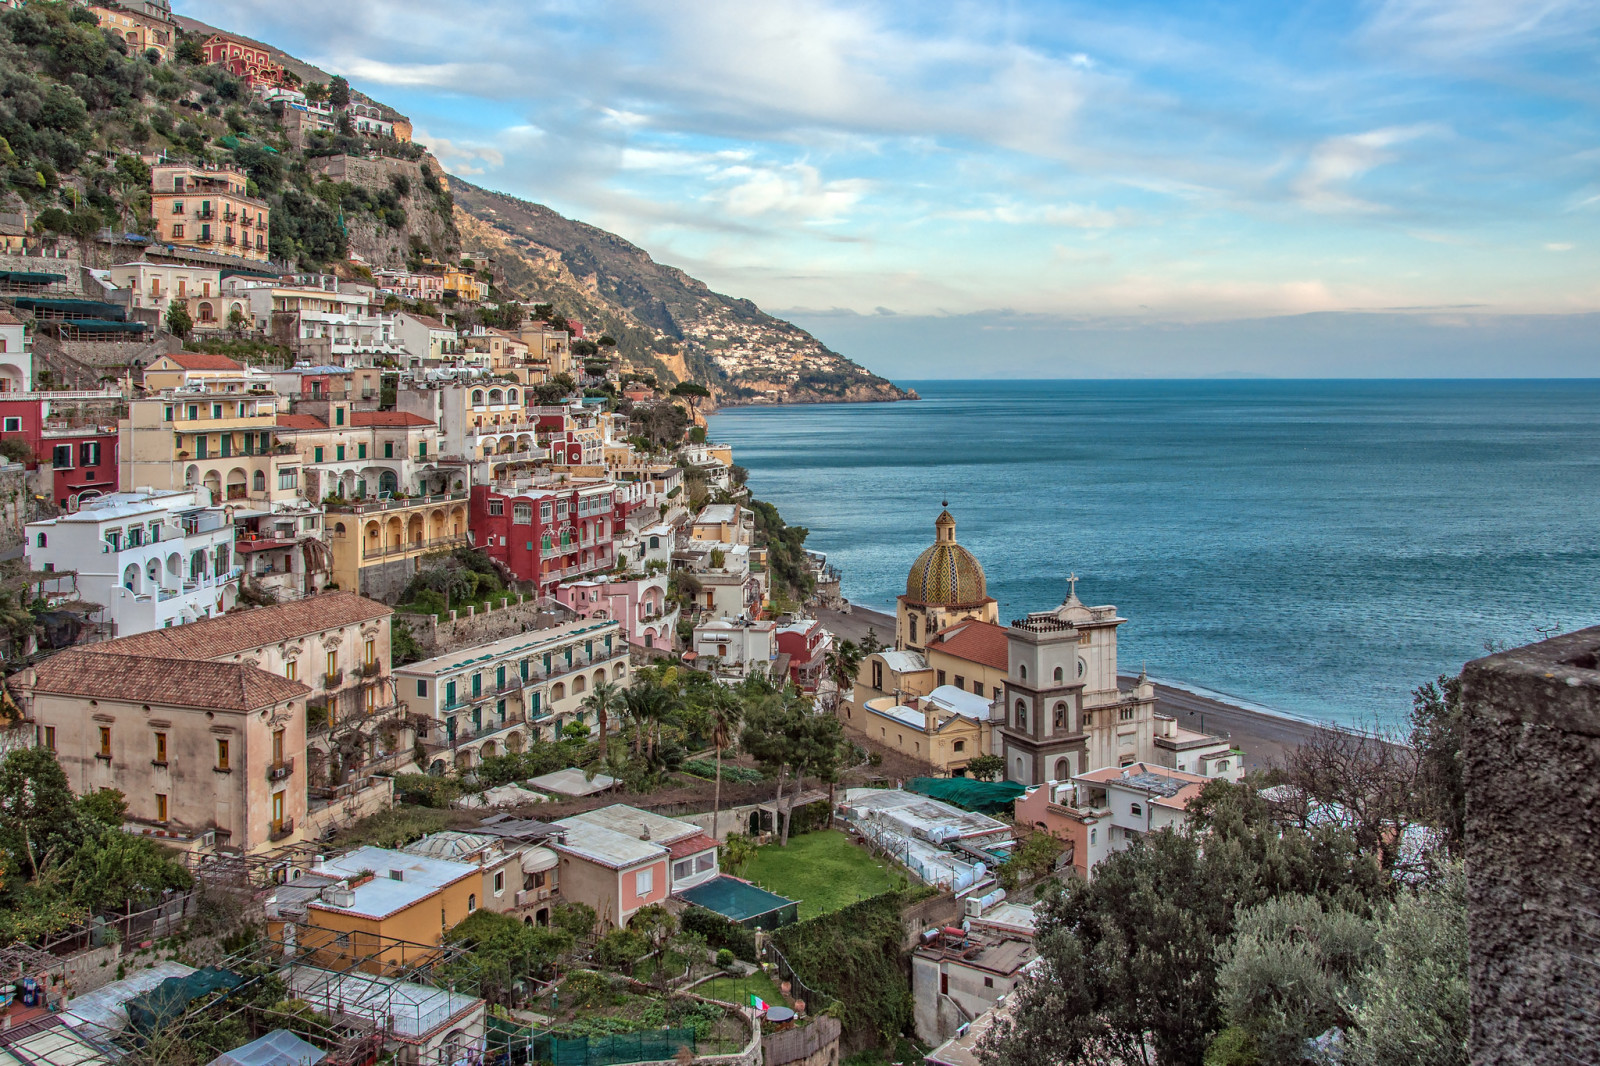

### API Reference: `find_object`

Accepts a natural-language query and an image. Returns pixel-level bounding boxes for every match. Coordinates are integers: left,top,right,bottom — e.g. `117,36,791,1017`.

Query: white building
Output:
27,488,239,635
0,309,29,393
692,617,775,676
1153,714,1246,781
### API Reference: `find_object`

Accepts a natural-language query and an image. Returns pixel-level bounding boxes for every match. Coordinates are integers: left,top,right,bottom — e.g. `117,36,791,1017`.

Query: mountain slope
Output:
449,178,910,404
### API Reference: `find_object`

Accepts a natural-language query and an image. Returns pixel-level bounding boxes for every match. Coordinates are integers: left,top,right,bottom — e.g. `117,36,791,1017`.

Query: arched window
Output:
1015,700,1027,731
1054,702,1067,728
552,682,566,701
1078,658,1087,678
508,389,518,404
35,533,45,548
1019,663,1027,680
909,615,918,644
467,894,477,912
1055,758,1070,781
489,389,503,404
573,675,587,694
471,389,485,405
1053,665,1064,682
953,739,965,753
253,470,265,491
1217,760,1229,773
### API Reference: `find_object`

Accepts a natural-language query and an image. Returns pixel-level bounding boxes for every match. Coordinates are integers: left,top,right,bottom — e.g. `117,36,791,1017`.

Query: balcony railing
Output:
323,670,344,689
269,817,295,841
327,490,468,515
363,533,468,560
359,661,383,678
267,757,295,782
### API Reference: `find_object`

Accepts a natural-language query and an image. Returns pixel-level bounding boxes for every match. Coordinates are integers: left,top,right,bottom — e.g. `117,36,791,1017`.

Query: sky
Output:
178,0,1600,377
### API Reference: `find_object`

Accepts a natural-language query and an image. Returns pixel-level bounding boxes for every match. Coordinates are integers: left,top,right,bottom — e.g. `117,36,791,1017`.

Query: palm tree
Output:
580,680,625,768
707,686,745,839
822,638,862,714
622,674,681,761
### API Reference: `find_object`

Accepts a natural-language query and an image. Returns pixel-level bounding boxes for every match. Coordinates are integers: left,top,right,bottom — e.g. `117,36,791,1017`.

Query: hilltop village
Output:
0,4,1551,1066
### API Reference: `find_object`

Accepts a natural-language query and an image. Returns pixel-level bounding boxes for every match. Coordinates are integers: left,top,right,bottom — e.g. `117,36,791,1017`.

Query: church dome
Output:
905,509,988,607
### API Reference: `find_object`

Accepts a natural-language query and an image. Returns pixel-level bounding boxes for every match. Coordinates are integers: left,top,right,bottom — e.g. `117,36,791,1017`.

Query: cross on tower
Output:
1066,572,1079,601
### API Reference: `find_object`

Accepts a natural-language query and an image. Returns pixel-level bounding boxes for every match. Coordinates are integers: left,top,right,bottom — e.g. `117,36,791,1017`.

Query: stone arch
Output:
364,520,381,556
145,557,159,583
197,301,214,323
508,388,519,404
471,389,485,405
429,508,446,539
594,667,607,685
489,388,503,404
429,759,447,776
572,674,587,695
202,470,221,503
225,467,247,501
253,470,265,492
185,464,199,487
454,749,474,771
166,551,183,579
379,470,398,495
407,513,424,545
506,731,524,754
449,505,466,535
1055,757,1071,781
1054,666,1064,682
552,681,566,702
480,740,498,760
385,515,403,548
122,563,140,593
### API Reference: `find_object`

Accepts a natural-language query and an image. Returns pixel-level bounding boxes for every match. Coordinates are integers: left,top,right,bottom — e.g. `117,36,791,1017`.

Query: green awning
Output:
906,776,1027,814
678,875,799,927
0,271,68,284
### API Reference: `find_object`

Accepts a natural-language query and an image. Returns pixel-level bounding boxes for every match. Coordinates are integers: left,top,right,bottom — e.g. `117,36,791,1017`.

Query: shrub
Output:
716,948,735,968
680,905,756,962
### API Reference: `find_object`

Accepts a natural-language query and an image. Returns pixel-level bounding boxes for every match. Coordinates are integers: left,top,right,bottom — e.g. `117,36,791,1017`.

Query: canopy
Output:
906,776,1027,815
678,875,798,930
0,270,67,284
126,966,242,1034
206,1030,326,1066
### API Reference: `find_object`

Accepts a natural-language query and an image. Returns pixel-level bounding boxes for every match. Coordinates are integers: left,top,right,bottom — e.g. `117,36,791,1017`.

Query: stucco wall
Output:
1461,628,1600,1066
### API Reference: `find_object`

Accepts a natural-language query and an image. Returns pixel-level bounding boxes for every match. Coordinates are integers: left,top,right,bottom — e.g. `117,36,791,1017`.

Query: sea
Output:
707,379,1600,730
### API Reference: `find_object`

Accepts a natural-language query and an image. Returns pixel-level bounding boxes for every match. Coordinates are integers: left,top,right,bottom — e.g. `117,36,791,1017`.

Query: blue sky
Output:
181,0,1600,376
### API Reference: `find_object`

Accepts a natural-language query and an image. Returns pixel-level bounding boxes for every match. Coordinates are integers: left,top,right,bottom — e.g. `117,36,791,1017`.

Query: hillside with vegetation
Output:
0,1,907,405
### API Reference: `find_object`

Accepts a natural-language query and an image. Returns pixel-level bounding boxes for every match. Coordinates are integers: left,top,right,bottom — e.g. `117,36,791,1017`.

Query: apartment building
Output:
119,392,300,506
27,488,238,634
15,646,309,852
0,309,27,394
324,490,470,601
468,479,616,593
0,390,123,509
150,163,271,262
393,618,629,772
555,573,677,653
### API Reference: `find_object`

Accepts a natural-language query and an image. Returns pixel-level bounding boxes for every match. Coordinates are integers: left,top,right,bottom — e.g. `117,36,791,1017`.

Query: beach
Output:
815,605,1326,772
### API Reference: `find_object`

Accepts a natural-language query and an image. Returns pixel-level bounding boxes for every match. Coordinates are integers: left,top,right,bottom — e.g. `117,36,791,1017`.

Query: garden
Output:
739,829,903,920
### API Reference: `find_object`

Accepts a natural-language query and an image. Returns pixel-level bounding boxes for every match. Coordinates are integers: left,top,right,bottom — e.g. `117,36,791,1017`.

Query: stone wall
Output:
0,461,28,551
30,331,169,389
1461,628,1600,1066
395,596,573,658
764,1016,842,1066
0,251,83,293
358,555,425,605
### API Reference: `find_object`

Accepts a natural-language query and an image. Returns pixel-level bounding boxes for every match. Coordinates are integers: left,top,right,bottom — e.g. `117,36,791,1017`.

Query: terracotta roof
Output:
350,411,433,427
0,311,20,326
103,592,392,661
927,619,1009,672
276,413,328,430
27,650,309,711
405,313,451,331
667,832,719,860
161,351,244,371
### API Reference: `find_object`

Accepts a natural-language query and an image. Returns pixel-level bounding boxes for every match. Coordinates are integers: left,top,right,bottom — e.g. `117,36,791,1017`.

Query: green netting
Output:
489,1018,698,1066
0,271,67,284
127,966,243,1034
906,777,1026,814
676,876,798,929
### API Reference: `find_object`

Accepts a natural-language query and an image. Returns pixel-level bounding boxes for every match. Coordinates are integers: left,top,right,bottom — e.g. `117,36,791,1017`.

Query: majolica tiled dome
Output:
905,509,988,607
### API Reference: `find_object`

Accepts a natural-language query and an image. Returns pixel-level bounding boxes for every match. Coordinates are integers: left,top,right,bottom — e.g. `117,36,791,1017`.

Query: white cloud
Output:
943,200,1119,229
706,163,871,224
414,128,508,175
1545,241,1575,250
1363,0,1600,58
1293,125,1442,213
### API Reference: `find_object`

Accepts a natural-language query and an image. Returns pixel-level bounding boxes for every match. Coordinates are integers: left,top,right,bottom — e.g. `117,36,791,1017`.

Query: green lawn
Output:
696,971,787,1010
740,829,900,920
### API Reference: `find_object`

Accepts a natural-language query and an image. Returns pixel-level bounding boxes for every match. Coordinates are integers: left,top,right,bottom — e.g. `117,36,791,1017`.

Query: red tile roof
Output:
0,311,21,326
103,591,392,661
27,650,309,711
161,351,244,371
350,411,434,427
667,832,719,859
927,619,1009,672
276,413,327,430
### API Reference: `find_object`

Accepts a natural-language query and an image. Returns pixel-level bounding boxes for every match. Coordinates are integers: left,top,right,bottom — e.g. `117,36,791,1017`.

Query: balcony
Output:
515,886,554,908
359,661,383,678
267,757,295,782
327,490,469,515
269,817,295,841
323,670,344,689
362,533,468,560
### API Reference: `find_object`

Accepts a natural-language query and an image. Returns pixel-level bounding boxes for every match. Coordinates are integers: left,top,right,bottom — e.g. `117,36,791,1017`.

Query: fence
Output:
35,889,199,956
761,941,837,1016
489,1018,698,1066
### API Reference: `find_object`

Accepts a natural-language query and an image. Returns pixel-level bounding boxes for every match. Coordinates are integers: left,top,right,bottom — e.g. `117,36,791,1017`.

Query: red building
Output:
0,395,119,510
774,619,831,693
470,481,616,593
201,33,289,89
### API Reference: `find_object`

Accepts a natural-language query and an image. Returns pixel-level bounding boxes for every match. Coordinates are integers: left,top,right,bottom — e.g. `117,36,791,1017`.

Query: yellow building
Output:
326,492,470,601
850,687,995,774
925,618,1010,703
89,3,177,61
140,350,263,392
268,846,479,973
150,163,272,262
119,391,302,506
897,508,998,651
443,266,489,302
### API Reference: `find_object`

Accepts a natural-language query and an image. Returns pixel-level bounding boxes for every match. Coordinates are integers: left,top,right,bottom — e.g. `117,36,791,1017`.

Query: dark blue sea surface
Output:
708,380,1600,728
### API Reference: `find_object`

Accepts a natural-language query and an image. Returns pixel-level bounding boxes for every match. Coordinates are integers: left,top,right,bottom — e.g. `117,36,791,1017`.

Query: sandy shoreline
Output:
814,604,1325,772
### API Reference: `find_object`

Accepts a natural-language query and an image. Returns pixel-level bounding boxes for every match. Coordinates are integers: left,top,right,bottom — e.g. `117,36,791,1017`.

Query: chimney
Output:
639,823,651,841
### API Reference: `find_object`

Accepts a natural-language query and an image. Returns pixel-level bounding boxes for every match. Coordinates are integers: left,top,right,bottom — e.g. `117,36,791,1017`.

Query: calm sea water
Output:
708,380,1600,728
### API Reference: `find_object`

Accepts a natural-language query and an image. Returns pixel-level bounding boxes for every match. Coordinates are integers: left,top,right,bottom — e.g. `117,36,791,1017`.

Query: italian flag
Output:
749,994,770,1012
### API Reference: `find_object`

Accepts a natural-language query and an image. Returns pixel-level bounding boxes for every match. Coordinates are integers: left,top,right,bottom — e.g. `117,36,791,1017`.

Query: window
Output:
1130,803,1143,818
154,732,167,763
273,729,286,764
358,443,367,459
1015,700,1028,731
1019,663,1027,679
51,444,72,469
172,224,184,238
314,447,323,463
155,794,168,822
953,740,966,752
335,407,345,426
488,500,504,516
418,441,427,457
272,790,285,827
494,870,505,895
467,894,477,912
635,868,653,896
99,726,111,757
1054,666,1064,682
984,976,994,988
871,660,883,690
1078,658,1087,678
909,615,918,644
512,503,533,524
1090,828,1097,845
43,726,55,751
540,501,552,521
285,659,297,681
1054,702,1067,728
417,679,429,697
217,739,230,770
1119,708,1135,721
35,533,45,548
936,670,946,686
383,441,394,458
212,403,222,419
279,468,299,490
954,675,965,689
1217,760,1230,773
364,639,375,666
2,417,17,432
674,860,692,880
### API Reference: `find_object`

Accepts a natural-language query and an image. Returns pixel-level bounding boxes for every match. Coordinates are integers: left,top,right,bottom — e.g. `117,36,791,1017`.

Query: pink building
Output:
1014,762,1209,880
555,573,677,653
